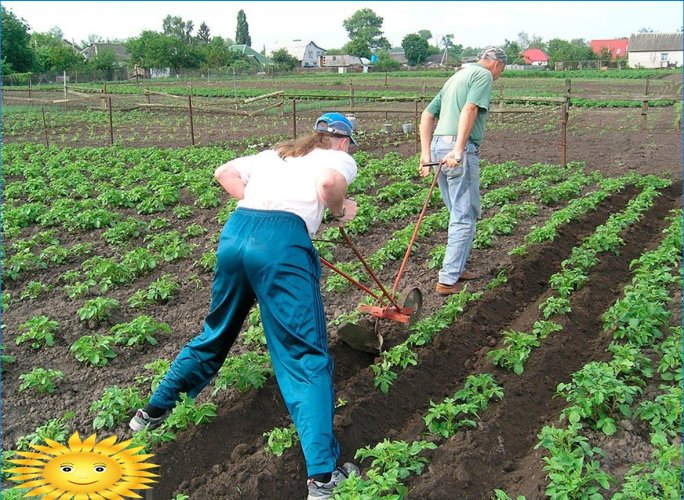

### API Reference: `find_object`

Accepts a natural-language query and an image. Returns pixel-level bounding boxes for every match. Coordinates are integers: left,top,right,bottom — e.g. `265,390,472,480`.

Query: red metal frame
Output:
320,163,442,324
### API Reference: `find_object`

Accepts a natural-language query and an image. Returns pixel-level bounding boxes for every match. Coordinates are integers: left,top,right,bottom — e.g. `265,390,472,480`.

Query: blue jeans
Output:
150,208,339,477
431,136,481,285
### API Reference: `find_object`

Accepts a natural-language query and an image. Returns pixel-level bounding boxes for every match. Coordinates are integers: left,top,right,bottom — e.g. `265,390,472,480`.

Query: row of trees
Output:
1,7,258,77
3,5,671,79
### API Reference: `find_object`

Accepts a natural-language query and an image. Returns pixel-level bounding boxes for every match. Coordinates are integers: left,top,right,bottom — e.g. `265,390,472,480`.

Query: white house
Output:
268,40,326,67
628,33,683,69
319,55,370,73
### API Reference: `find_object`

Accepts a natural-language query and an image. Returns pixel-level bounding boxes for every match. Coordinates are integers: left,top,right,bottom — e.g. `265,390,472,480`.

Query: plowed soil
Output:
2,74,682,499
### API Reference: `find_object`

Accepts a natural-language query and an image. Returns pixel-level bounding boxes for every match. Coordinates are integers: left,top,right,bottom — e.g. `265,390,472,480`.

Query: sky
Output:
3,1,683,50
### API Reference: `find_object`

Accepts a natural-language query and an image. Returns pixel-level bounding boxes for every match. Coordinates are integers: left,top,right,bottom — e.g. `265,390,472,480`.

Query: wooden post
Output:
384,72,388,87
102,83,108,110
498,87,504,109
560,97,569,169
145,89,151,108
108,97,114,146
640,100,649,130
292,99,297,139
349,80,354,109
644,78,650,96
63,71,68,111
42,107,50,147
28,78,32,99
188,95,195,146
279,93,284,118
414,100,419,154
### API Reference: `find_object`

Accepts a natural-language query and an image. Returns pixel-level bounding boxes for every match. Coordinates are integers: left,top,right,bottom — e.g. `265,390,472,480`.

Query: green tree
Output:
342,38,371,59
197,22,211,43
373,50,401,71
402,33,429,66
343,8,390,52
271,48,299,71
418,30,432,42
91,48,119,79
235,9,251,46
517,31,546,50
126,31,199,72
162,15,194,44
1,6,35,72
503,39,523,64
546,38,596,67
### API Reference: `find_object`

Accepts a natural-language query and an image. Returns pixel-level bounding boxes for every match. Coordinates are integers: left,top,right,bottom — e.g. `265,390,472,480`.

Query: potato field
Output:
1,70,682,500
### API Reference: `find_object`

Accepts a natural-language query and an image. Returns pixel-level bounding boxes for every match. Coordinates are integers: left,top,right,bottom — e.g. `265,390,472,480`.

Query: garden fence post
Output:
414,100,419,154
292,99,297,139
28,78,32,100
640,100,649,131
349,81,354,109
42,107,50,147
102,83,108,110
108,97,114,146
188,95,195,146
560,98,568,169
385,73,388,87
145,89,151,109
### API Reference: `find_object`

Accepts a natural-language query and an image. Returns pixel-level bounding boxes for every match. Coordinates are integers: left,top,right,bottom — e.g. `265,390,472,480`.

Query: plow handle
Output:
391,163,443,296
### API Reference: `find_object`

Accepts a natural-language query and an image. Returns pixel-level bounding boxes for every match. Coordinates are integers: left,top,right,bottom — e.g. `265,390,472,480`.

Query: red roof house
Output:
521,48,549,66
590,39,629,59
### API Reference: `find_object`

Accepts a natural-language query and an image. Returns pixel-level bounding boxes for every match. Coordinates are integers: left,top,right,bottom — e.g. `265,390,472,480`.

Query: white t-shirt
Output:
227,148,357,236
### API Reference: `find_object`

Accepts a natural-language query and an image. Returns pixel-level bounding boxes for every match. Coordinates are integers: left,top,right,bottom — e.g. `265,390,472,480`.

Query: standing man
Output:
419,46,507,296
129,112,360,500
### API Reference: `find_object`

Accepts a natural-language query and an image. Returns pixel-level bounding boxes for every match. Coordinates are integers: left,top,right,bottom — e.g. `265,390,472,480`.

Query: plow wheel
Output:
399,286,423,328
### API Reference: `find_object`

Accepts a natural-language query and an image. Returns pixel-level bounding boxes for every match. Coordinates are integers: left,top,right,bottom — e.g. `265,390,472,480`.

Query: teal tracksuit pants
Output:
150,207,340,476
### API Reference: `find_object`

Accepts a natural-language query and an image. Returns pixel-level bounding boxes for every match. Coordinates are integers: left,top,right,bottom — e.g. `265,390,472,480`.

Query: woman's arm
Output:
214,163,246,200
317,168,357,222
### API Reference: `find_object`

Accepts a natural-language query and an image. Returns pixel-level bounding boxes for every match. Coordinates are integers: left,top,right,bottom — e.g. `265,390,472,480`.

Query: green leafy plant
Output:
487,330,540,375
19,368,64,394
16,316,59,349
19,280,53,301
89,386,145,430
263,424,298,456
135,359,171,392
15,412,75,451
77,297,120,324
164,394,217,431
213,352,273,393
111,315,171,346
70,335,117,366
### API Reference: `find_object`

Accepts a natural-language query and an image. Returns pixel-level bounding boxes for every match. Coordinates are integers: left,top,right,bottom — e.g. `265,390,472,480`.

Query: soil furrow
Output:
406,185,680,499
150,186,641,498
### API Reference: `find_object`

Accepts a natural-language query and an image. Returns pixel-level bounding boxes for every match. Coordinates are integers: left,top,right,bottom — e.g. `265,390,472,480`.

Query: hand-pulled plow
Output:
319,162,442,353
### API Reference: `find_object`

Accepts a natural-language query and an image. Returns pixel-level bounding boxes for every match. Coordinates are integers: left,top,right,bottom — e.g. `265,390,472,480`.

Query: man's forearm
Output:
454,104,478,154
419,110,436,157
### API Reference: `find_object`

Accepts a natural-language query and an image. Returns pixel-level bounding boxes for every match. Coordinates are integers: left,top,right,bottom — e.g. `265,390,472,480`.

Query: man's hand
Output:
419,152,433,178
443,148,463,168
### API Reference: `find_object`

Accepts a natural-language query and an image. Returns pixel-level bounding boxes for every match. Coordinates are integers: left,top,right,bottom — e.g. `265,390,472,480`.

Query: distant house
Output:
388,48,407,65
521,48,549,66
80,43,130,65
589,38,629,59
62,39,82,54
628,33,683,68
319,54,370,73
267,40,325,67
229,44,274,66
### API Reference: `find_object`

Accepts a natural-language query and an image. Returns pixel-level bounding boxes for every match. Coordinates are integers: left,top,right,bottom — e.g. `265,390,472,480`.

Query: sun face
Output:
4,431,158,500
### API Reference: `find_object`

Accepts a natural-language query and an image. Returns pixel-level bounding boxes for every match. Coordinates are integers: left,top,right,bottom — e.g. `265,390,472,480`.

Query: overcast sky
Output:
3,1,682,50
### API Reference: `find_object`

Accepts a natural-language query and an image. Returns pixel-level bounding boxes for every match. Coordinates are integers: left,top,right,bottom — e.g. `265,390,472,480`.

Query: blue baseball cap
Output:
314,112,358,145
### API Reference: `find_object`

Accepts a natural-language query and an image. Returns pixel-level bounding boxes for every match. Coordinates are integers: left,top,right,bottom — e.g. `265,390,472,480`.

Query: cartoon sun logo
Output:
4,431,159,499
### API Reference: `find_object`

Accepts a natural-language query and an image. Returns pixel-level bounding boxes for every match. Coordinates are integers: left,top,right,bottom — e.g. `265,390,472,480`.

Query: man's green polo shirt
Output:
426,64,494,146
